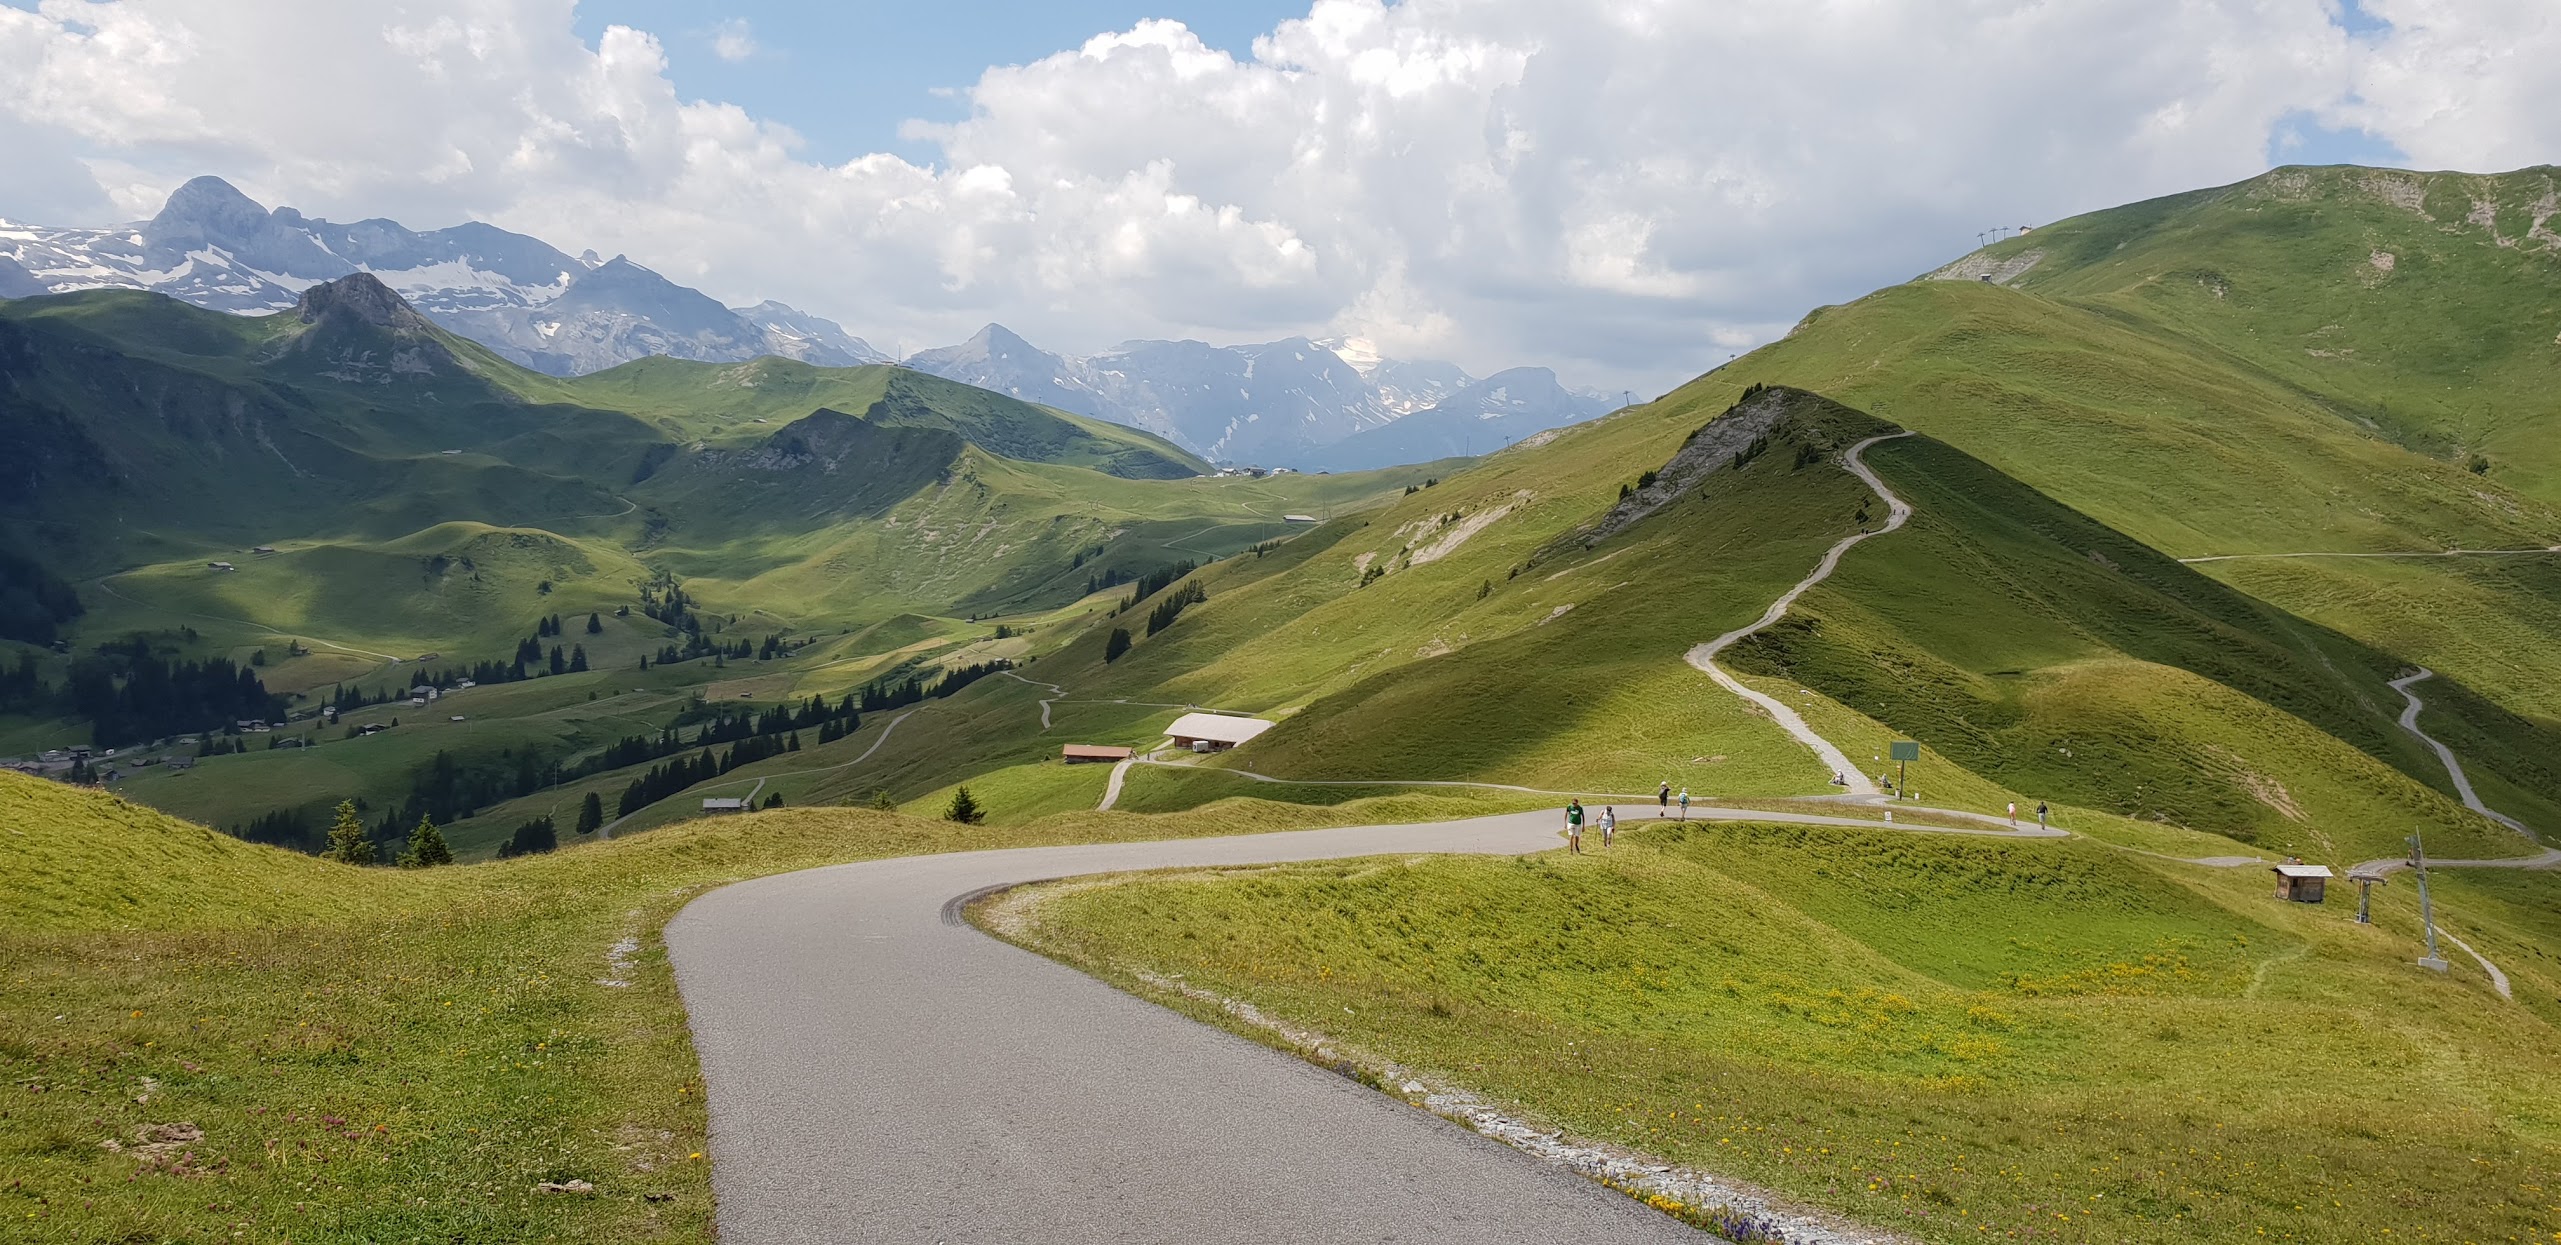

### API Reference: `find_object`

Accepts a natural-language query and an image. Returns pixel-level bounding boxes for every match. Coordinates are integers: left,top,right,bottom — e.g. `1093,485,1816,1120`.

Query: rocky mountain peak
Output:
295,272,434,332
148,176,272,242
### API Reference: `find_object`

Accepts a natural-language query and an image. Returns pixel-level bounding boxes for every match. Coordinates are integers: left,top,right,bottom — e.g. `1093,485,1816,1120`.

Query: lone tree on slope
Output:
398,815,453,868
576,791,605,835
325,799,373,865
944,785,986,825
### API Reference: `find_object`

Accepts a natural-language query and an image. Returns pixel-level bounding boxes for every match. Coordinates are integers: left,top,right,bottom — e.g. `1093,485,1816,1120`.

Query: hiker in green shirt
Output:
1565,799,1585,853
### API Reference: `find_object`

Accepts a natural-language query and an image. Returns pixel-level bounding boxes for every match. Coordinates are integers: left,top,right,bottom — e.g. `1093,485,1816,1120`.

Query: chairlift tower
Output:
2351,870,2384,924
2410,831,2450,972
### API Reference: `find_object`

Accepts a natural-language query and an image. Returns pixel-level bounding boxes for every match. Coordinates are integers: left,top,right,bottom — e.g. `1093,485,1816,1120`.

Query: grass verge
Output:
0,771,1516,1241
994,819,2560,1245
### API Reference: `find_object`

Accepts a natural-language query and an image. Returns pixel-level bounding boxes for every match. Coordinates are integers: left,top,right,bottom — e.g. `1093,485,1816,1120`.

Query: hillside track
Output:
2348,670,2559,876
2179,547,2561,564
1123,758,2063,838
90,574,406,663
1684,432,1916,796
667,812,1719,1243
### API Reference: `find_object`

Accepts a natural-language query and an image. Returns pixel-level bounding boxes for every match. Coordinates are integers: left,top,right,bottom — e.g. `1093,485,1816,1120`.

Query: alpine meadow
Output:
3,17,2559,1241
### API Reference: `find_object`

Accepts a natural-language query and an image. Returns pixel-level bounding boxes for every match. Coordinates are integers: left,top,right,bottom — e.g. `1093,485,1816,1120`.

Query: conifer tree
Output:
325,799,372,865
943,785,986,825
1104,628,1132,662
576,791,605,835
868,787,899,811
586,612,603,635
397,815,452,868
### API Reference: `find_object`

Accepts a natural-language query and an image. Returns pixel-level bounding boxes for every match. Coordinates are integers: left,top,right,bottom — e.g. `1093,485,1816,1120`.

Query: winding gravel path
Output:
2347,670,2558,876
666,812,1720,1243
1684,432,1915,796
2178,547,2561,564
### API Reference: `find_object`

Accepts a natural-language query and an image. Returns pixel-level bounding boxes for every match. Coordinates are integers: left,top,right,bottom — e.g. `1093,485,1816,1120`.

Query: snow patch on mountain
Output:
0,177,886,376
902,325,1514,464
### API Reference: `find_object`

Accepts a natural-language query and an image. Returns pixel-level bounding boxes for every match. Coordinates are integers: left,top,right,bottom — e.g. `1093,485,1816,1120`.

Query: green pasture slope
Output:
1004,816,2560,1245
0,770,1526,1242
826,379,2548,865
0,271,1439,835
1756,164,2561,720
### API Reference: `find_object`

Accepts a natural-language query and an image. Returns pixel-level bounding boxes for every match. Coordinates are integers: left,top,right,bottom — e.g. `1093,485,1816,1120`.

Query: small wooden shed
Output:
701,797,749,814
1061,744,1134,765
2271,862,2334,903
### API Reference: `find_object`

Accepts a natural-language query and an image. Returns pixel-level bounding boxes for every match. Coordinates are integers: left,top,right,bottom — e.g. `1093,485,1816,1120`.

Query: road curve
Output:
2349,670,2559,876
666,811,1719,1243
1684,431,1916,797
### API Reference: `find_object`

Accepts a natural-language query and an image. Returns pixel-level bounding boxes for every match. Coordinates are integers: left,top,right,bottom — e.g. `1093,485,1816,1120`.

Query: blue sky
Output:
571,1,1308,165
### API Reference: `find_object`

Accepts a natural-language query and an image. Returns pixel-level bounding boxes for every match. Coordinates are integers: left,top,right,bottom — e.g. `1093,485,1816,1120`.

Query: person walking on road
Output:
2036,801,2049,830
1600,806,1617,848
2007,801,2017,827
1566,799,1585,853
1658,783,1671,817
1677,788,1690,822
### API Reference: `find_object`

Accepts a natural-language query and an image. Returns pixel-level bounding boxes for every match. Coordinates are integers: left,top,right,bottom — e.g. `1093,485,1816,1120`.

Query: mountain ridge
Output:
898,322,1611,467
3,177,1615,472
0,176,888,377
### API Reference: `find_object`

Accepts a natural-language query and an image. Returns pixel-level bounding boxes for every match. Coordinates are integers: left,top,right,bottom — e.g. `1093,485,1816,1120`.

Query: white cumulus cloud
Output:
709,17,755,64
0,0,2550,391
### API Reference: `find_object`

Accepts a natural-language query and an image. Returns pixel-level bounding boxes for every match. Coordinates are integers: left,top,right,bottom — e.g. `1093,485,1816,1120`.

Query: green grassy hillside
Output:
540,356,1206,478
0,771,1559,1243
1953,164,2561,496
1825,165,2561,726
843,383,2541,869
0,274,1445,836
0,771,375,930
1003,818,2559,1245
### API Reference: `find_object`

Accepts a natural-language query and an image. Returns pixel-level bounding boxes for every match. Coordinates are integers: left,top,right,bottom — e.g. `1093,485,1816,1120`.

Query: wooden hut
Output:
1061,744,1134,765
2271,862,2334,903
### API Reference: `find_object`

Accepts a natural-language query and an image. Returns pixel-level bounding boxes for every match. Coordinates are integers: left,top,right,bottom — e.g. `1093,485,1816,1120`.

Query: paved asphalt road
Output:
667,809,1724,1243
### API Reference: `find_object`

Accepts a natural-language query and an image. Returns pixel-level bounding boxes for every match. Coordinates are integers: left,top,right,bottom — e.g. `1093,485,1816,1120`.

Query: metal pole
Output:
2411,832,2449,972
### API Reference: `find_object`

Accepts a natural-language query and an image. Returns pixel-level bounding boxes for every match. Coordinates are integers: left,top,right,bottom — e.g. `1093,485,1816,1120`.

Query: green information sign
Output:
1889,741,1921,761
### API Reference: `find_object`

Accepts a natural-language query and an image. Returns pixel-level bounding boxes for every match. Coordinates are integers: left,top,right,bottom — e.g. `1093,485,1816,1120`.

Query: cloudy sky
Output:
1,0,2555,392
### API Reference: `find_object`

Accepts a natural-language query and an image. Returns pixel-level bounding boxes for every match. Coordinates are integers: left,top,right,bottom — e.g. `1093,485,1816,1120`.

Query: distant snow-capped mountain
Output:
0,176,886,376
0,176,1615,469
900,325,1604,468
1292,367,1620,472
